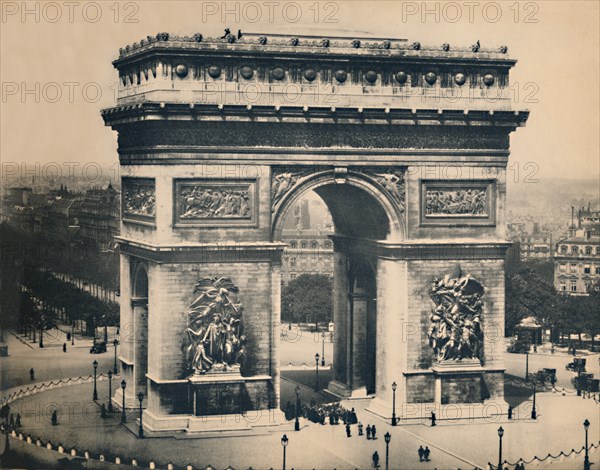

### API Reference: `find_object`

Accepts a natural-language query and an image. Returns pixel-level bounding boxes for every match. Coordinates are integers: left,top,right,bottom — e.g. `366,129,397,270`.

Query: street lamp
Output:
577,367,582,397
281,434,289,470
120,380,126,424
137,392,144,438
391,381,398,426
107,370,113,412
525,351,529,382
92,360,98,401
497,426,504,470
294,385,301,432
113,339,119,374
531,382,537,420
321,332,326,366
384,432,391,470
583,419,590,470
314,353,320,391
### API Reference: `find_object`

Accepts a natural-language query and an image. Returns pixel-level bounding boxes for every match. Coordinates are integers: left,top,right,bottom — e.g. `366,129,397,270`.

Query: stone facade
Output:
103,32,528,429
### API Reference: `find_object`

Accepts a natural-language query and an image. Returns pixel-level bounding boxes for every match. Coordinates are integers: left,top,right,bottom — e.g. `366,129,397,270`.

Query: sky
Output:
1,0,599,185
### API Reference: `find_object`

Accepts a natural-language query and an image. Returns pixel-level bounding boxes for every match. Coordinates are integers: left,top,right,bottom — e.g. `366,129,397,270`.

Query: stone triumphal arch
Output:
103,32,528,431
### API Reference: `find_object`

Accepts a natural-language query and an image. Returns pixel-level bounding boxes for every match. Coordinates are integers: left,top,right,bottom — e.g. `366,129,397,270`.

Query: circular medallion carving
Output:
483,73,495,86
425,72,437,85
395,71,408,84
175,64,188,78
365,70,378,83
208,65,221,79
240,66,254,80
304,68,317,82
272,67,286,80
454,73,466,86
334,70,348,83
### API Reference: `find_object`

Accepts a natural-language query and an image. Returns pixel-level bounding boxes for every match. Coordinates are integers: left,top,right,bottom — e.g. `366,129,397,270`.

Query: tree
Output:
282,274,333,330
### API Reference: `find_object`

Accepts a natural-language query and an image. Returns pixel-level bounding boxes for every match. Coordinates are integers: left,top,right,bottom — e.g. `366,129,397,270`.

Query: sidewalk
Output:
6,379,599,469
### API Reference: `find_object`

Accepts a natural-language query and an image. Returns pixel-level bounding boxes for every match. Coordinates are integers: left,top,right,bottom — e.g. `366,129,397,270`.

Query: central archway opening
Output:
275,178,394,400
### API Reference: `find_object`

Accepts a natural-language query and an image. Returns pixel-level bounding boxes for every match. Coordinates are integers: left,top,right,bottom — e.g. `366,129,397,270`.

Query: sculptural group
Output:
186,277,245,375
427,266,485,362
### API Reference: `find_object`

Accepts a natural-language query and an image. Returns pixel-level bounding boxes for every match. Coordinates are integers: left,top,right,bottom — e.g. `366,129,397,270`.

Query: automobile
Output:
534,368,557,384
566,357,586,372
507,342,530,354
572,373,599,393
590,344,600,352
90,341,107,354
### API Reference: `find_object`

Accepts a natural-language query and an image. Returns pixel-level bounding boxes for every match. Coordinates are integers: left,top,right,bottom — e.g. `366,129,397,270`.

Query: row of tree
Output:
506,262,600,346
281,274,333,329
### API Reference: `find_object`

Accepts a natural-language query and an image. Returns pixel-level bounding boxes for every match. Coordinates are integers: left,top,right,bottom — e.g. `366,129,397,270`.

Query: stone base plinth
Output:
327,380,370,399
141,408,286,435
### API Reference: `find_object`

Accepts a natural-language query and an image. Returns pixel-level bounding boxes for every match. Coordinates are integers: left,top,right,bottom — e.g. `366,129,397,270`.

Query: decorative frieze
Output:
420,180,496,226
174,179,256,226
122,177,156,223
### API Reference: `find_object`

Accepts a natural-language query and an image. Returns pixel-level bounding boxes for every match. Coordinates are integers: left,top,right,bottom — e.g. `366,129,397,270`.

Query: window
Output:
290,273,297,280
596,247,600,255
310,241,318,249
596,266,600,275
570,280,577,292
572,245,579,254
300,241,308,249
290,241,297,249
570,264,578,273
585,246,593,255
560,283,566,291
560,245,568,254
290,257,297,267
559,264,566,272
584,265,591,274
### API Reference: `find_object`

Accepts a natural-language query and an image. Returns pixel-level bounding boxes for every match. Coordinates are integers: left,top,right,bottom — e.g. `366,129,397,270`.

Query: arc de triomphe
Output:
102,32,528,432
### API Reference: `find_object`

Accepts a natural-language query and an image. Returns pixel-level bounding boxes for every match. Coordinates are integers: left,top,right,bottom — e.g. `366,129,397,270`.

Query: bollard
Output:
18,433,23,441
131,459,138,466
36,439,42,447
99,454,105,462
46,443,52,450
115,456,121,464
58,445,64,453
187,465,193,470
11,430,16,437
84,451,90,459
71,449,77,457
167,464,174,470
26,436,32,444
149,461,156,469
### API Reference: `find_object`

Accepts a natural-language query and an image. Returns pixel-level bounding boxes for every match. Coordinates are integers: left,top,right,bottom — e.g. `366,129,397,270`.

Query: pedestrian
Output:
508,406,513,420
372,450,380,468
345,423,351,438
9,414,14,427
551,344,555,354
371,424,377,440
15,413,21,427
424,446,430,461
366,424,372,440
533,344,537,353
100,403,107,419
66,332,71,341
51,410,58,426
63,343,67,353
431,411,437,426
418,446,424,462
358,422,363,436
30,368,35,381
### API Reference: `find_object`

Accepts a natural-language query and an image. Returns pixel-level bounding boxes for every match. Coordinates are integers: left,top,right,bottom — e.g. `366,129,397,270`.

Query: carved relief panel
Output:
122,177,156,224
420,180,496,226
174,179,257,227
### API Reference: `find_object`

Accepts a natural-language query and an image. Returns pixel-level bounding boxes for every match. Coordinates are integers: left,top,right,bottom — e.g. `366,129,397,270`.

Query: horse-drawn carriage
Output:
566,357,586,372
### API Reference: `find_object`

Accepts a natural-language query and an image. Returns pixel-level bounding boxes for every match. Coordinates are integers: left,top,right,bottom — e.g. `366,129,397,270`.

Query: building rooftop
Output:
115,32,511,64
